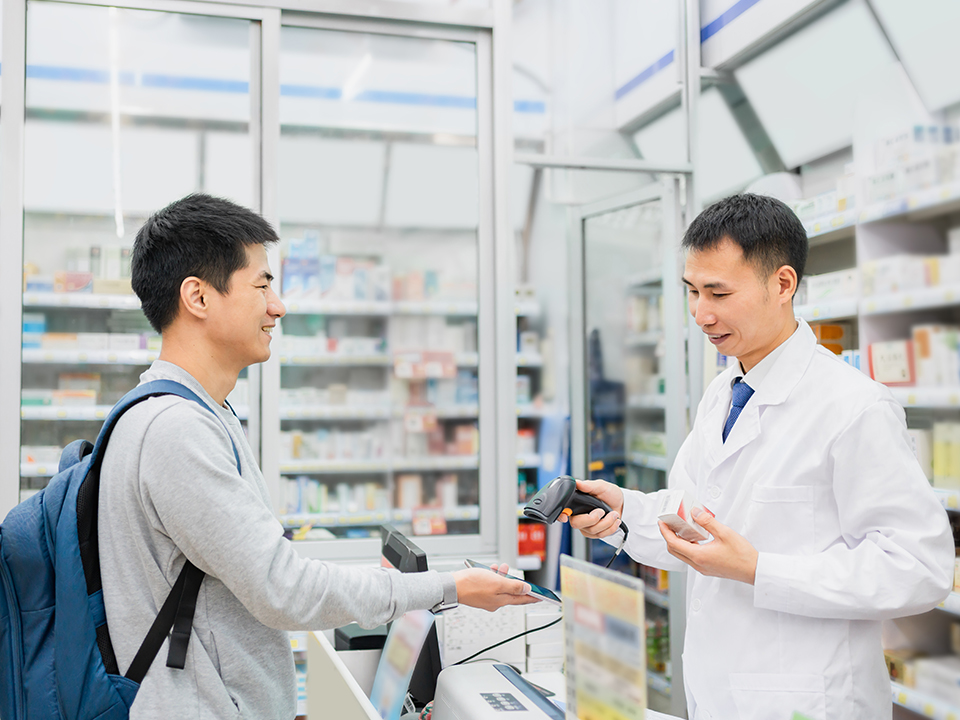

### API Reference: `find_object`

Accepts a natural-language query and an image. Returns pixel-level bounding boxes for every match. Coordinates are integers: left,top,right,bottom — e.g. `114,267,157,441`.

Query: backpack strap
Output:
87,379,242,680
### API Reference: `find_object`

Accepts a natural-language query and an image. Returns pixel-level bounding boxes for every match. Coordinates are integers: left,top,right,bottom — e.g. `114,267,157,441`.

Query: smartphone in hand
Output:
463,559,562,606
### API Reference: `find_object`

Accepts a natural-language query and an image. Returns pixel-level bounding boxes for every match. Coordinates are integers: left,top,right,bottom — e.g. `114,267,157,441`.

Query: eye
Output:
712,293,729,298
687,288,699,296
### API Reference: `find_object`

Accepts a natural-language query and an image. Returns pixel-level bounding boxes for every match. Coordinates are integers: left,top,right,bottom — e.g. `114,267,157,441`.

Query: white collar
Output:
733,319,802,393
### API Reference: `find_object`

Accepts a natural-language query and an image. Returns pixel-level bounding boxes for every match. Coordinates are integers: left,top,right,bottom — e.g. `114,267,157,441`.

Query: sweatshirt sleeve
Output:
754,399,954,620
137,402,445,631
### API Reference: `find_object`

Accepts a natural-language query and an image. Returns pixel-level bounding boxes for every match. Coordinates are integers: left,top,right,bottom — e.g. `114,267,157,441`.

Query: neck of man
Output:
738,310,799,374
157,327,239,406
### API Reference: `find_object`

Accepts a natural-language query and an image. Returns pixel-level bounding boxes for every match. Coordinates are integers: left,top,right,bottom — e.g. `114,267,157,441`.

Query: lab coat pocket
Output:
747,485,817,554
729,672,825,720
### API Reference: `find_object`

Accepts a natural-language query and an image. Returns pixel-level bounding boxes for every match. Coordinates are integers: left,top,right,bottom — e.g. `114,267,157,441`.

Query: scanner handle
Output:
560,490,629,538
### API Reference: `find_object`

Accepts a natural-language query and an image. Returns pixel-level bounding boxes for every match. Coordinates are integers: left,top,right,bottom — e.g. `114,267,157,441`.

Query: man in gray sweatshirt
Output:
99,194,537,719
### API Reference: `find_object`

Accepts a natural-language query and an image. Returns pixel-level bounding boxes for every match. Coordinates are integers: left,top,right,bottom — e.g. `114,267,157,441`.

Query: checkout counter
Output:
307,631,682,720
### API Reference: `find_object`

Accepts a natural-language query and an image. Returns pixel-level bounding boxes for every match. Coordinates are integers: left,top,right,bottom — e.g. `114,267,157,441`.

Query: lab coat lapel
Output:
701,365,738,470
710,319,818,467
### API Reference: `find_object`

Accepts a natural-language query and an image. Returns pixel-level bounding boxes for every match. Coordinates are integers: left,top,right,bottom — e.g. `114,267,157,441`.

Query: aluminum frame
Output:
0,0,270,522
569,179,688,718
261,12,503,564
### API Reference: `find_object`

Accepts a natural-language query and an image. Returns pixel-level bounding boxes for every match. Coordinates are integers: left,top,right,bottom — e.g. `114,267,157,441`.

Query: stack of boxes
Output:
866,125,960,206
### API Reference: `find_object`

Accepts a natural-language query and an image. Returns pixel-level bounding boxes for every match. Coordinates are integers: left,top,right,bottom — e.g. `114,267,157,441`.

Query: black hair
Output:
682,193,807,292
132,193,279,333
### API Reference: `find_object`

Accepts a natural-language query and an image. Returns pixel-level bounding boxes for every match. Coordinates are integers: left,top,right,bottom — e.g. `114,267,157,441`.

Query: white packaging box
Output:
525,657,564,674
907,428,933,481
862,255,926,297
525,610,563,645
805,269,859,304
937,254,960,286
526,642,564,658
77,333,111,350
657,489,713,543
108,334,143,351
914,656,960,707
912,325,948,386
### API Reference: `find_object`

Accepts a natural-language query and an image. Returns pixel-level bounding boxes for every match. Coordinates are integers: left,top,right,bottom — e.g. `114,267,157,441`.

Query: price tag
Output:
95,410,106,419
907,394,917,405
947,290,956,303
813,223,822,233
897,692,907,704
57,410,67,419
923,704,934,716
866,301,877,313
950,494,959,509
812,307,821,318
831,215,844,227
903,296,913,308
107,354,118,363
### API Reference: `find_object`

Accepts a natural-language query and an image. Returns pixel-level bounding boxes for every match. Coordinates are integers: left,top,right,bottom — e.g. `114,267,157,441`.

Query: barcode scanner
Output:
522,475,629,542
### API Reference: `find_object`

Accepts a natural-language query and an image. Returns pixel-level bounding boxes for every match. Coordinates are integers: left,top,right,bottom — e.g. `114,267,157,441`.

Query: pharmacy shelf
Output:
281,504,480,529
794,298,859,323
21,404,249,422
394,300,478,316
279,404,483,421
280,455,479,475
861,181,960,225
279,405,393,421
802,209,857,245
891,680,960,720
647,671,671,697
23,292,141,310
936,592,960,617
282,299,392,316
933,489,960,512
629,452,669,471
516,555,542,572
279,354,391,367
517,404,556,419
21,405,112,421
289,631,308,653
281,299,480,316
517,353,543,368
515,300,541,317
22,348,158,365
627,394,667,410
20,463,57,478
401,404,479,419
644,586,670,610
889,387,960,409
625,331,662,348
626,269,662,289
861,285,960,316
517,453,541,469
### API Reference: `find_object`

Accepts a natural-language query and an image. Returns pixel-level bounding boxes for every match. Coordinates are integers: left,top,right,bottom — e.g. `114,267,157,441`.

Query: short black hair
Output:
132,193,279,333
682,193,807,292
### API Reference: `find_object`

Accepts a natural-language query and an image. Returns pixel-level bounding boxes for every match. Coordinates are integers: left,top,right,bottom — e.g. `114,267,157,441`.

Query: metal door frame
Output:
0,0,277,520
270,10,506,564
569,179,688,719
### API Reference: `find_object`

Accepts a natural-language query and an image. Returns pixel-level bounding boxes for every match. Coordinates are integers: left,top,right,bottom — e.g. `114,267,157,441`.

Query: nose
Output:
267,287,286,319
693,296,715,328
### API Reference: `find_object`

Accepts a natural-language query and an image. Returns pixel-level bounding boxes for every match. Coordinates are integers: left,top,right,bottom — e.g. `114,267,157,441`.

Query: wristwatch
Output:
432,574,459,613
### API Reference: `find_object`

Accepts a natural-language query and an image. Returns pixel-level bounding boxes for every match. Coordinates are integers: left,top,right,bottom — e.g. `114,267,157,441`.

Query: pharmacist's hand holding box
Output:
658,502,760,586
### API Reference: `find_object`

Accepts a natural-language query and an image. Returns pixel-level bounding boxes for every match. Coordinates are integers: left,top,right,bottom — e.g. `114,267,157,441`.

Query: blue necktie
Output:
722,379,754,443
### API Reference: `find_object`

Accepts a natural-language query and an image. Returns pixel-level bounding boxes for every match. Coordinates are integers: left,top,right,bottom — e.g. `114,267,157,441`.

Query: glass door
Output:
267,17,495,559
17,0,262,502
571,180,688,718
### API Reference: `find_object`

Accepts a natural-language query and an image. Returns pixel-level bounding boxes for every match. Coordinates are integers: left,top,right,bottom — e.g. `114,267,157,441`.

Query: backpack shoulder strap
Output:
91,379,243,679
90,379,241,476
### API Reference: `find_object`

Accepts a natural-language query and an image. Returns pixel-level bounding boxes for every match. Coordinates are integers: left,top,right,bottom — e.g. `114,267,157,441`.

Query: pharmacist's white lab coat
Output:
612,319,953,720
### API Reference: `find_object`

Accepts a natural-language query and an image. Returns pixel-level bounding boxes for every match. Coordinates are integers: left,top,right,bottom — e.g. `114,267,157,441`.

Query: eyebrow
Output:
681,277,730,290
256,270,274,283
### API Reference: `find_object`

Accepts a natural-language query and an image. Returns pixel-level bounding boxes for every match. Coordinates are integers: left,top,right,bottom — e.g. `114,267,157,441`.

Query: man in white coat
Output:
564,193,955,720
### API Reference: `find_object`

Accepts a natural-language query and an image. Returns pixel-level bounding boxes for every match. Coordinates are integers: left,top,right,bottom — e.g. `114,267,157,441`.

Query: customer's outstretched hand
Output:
453,563,540,612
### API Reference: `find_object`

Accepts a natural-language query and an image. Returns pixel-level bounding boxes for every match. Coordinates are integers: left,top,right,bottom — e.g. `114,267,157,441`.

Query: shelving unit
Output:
892,681,960,720
769,177,960,716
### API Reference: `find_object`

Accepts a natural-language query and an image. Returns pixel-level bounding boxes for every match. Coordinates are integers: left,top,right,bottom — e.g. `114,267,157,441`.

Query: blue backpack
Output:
0,380,241,720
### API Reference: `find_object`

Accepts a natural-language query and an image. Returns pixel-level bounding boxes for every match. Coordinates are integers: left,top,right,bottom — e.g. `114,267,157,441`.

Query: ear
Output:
179,276,209,321
774,265,798,306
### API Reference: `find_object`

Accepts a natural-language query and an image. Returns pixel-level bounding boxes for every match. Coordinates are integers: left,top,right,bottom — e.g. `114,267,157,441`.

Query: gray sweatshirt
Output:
99,361,449,719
